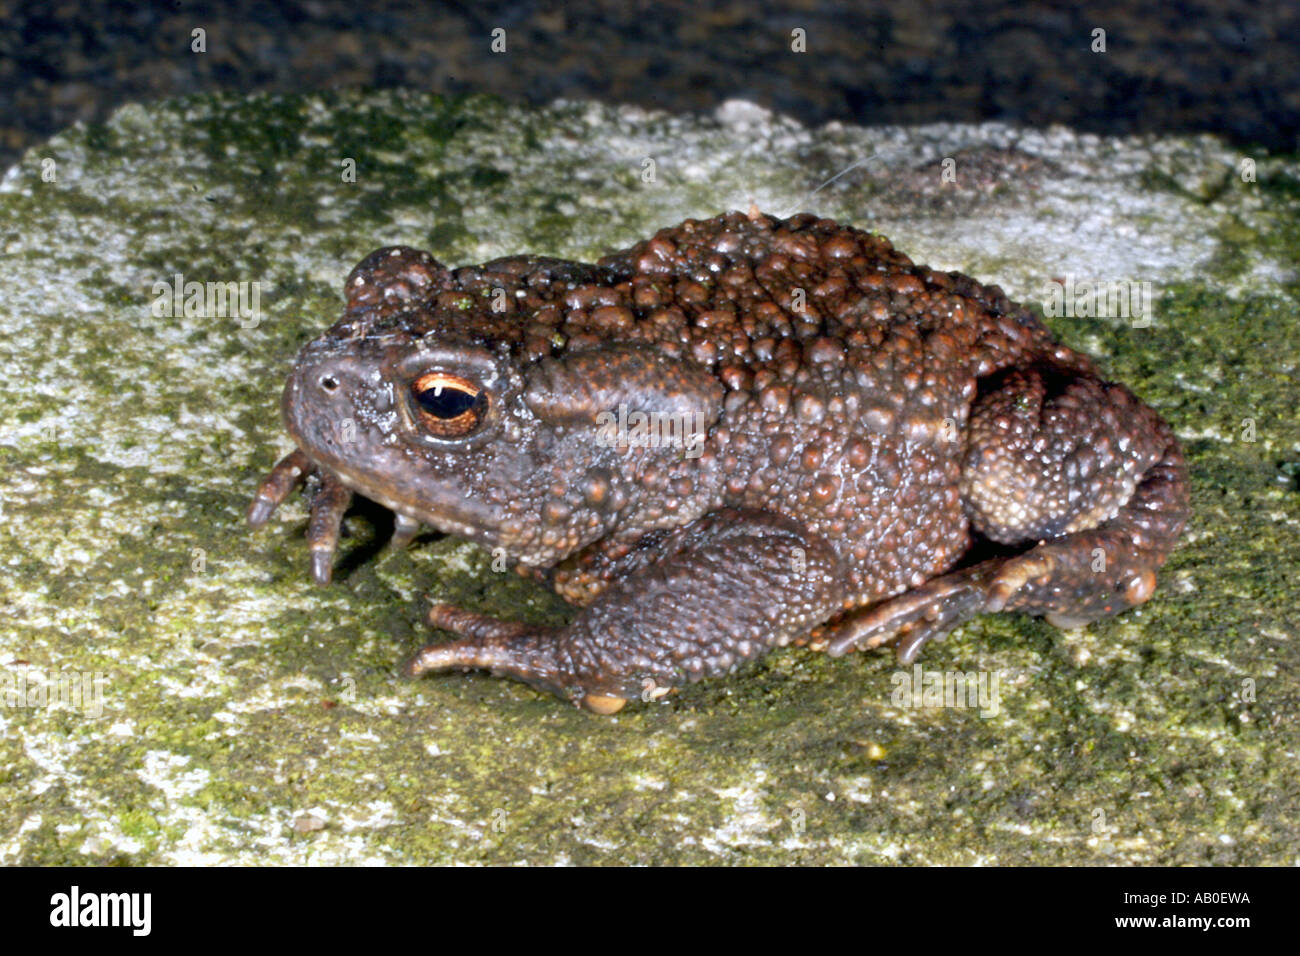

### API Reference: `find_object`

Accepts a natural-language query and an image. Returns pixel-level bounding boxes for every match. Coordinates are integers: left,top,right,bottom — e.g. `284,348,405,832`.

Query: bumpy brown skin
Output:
248,211,1188,713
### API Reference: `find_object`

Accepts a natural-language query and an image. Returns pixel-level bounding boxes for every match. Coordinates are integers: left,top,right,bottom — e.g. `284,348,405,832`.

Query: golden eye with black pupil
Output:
410,372,488,437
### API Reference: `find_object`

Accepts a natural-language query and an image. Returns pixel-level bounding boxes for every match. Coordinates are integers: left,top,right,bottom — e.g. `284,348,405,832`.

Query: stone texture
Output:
0,90,1296,864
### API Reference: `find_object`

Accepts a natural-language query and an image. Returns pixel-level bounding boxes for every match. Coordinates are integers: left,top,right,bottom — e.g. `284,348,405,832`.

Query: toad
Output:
248,211,1187,713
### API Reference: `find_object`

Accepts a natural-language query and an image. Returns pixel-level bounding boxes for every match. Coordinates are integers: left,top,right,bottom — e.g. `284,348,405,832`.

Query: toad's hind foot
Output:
822,527,1172,663
825,365,1188,662
820,563,997,662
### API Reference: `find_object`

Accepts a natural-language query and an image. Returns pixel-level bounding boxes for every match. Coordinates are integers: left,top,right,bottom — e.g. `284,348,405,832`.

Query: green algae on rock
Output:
1,91,1297,864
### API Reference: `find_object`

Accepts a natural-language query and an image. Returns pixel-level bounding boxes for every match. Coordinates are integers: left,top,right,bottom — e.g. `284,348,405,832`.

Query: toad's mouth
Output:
297,447,495,544
279,408,506,548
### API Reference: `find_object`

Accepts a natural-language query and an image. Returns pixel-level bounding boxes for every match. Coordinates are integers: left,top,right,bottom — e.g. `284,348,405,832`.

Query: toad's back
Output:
589,211,1091,601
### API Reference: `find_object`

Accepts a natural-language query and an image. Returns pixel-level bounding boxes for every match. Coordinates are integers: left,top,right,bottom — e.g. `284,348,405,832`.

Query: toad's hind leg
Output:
824,365,1188,661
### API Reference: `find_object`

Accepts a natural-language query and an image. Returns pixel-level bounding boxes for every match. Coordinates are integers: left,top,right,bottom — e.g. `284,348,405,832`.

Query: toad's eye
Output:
410,372,488,438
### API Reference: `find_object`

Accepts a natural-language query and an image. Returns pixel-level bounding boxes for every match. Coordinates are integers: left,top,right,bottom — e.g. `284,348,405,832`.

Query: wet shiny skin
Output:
249,210,1188,712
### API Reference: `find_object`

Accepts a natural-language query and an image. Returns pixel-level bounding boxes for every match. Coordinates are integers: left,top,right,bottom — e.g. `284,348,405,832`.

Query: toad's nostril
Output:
320,375,339,392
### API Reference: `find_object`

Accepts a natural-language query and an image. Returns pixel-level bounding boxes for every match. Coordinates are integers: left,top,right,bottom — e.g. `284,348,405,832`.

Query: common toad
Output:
248,211,1187,713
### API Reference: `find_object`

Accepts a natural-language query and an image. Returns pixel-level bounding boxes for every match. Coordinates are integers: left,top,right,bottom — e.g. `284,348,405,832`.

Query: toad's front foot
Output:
406,509,845,714
248,449,422,584
407,604,626,713
247,449,353,584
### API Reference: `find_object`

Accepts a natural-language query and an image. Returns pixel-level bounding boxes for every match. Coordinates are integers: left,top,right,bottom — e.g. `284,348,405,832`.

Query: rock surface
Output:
1,91,1296,864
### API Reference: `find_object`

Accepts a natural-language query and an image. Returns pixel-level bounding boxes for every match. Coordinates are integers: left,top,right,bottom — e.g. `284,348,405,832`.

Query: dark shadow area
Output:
330,493,441,583
1,0,1296,169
